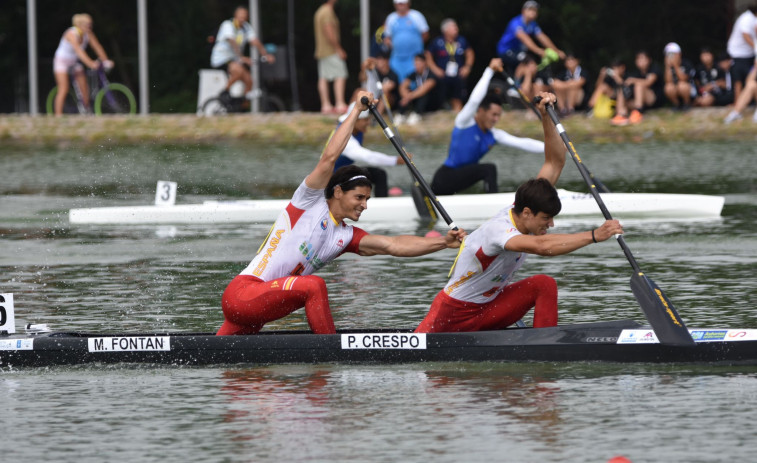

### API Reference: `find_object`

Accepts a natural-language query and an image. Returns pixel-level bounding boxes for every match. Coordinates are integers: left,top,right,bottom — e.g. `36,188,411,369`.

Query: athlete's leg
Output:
53,71,71,116
431,164,497,195
217,274,333,335
477,274,558,329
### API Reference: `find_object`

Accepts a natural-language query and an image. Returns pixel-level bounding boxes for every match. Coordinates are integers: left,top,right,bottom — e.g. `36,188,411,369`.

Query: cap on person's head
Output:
376,50,390,60
393,0,409,4
523,0,539,9
664,42,681,54
338,102,369,123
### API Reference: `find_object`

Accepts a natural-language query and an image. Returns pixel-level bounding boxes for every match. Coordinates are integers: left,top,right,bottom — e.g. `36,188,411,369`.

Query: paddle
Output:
363,74,437,223
534,96,695,346
499,68,543,120
500,69,611,193
362,96,457,230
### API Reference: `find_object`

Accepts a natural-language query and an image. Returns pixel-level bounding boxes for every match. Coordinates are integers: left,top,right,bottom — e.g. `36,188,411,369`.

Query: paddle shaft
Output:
500,69,542,120
506,79,610,193
368,70,437,222
361,96,457,230
537,99,642,269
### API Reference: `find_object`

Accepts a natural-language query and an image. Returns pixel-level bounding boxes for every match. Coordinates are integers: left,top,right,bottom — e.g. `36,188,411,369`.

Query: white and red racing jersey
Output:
443,205,528,304
240,180,367,280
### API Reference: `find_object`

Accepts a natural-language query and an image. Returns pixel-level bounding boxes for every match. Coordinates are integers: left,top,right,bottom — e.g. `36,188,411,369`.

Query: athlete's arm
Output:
455,59,500,128
532,92,566,186
505,219,623,256
342,137,399,166
306,91,376,189
491,129,543,152
357,229,465,257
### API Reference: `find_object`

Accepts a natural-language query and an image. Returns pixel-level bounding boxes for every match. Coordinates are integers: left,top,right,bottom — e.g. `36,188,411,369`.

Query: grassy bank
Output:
0,107,754,148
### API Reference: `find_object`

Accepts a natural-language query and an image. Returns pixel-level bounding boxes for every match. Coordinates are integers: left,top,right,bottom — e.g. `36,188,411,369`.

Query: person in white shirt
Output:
210,6,275,102
217,91,465,336
416,92,623,333
726,6,757,101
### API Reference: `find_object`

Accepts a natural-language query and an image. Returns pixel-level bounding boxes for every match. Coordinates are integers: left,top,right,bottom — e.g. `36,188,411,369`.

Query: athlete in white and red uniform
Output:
217,91,465,336
416,92,624,333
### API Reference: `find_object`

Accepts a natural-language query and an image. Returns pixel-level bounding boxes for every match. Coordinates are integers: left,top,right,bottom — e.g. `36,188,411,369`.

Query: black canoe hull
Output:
3,320,757,367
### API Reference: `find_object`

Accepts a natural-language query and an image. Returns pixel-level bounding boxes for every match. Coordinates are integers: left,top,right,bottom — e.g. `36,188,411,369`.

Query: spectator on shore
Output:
383,0,429,81
314,0,348,115
425,18,475,112
694,48,734,107
210,6,275,106
396,54,437,125
550,53,588,116
52,13,113,116
586,58,627,123
726,5,757,102
613,50,663,125
662,42,695,110
496,1,564,89
724,67,757,123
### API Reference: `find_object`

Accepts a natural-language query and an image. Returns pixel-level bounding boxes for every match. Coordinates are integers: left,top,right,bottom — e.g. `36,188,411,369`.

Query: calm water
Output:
1,139,756,462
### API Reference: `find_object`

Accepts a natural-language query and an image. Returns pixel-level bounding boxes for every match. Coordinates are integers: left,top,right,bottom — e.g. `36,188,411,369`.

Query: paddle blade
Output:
630,272,695,346
410,182,438,223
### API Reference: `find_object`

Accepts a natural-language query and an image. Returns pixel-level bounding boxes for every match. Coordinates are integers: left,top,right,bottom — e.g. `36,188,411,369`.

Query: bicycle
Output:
200,87,286,115
46,63,137,115
200,54,286,115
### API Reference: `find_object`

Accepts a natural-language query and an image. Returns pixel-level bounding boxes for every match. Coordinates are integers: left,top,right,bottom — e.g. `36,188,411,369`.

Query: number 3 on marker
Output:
154,180,177,206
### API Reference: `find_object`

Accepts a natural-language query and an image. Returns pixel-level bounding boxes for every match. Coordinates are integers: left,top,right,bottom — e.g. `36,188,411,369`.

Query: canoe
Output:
3,320,757,367
68,189,725,225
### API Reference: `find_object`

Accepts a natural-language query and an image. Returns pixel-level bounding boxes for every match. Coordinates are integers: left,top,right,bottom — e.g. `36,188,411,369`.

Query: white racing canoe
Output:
69,189,725,225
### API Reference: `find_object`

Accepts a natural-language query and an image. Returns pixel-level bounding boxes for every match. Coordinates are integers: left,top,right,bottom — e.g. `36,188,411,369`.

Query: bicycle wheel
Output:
261,94,286,113
200,97,229,116
46,86,82,115
94,83,137,114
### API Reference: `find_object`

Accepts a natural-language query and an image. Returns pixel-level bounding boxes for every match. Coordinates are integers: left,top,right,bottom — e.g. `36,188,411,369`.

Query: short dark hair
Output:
513,178,562,216
478,92,503,111
325,165,373,199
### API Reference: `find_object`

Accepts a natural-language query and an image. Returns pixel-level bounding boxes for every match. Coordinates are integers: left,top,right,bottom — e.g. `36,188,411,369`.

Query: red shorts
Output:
216,274,334,335
415,274,558,333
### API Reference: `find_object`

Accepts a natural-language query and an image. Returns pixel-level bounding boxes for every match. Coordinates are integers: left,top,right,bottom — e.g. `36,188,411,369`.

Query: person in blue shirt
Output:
383,0,429,81
430,58,544,196
496,1,564,89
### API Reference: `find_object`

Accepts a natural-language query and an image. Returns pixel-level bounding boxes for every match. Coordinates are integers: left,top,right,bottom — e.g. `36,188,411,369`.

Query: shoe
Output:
219,90,231,104
724,111,742,124
407,112,421,125
629,110,643,124
610,114,629,126
394,114,405,126
752,110,757,123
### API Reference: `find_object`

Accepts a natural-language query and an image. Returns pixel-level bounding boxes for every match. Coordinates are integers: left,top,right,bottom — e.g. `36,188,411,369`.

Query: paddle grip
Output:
360,97,457,230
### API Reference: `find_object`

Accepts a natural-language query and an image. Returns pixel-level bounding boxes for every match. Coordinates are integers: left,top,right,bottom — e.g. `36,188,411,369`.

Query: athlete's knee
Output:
531,274,557,294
